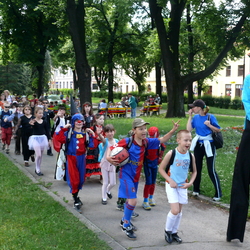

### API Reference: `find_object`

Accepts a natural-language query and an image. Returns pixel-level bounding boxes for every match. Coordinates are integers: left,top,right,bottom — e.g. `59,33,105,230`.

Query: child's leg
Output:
33,141,43,173
5,127,12,148
165,203,180,232
122,198,137,227
107,171,116,194
101,165,109,201
1,127,7,144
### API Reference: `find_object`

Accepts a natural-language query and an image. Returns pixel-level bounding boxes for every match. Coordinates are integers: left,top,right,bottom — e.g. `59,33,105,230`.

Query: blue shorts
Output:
118,172,139,199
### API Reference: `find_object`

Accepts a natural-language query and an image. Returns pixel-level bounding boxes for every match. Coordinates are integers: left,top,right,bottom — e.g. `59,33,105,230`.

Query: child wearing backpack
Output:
142,126,166,210
158,130,197,244
107,118,180,239
98,124,119,205
55,113,94,212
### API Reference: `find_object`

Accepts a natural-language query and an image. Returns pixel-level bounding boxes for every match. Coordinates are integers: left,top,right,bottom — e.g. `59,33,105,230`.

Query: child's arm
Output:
159,120,180,144
158,151,177,188
180,153,197,189
186,109,193,132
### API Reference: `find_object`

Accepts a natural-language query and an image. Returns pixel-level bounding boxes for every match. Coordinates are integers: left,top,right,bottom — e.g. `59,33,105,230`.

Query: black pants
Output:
15,128,22,153
227,120,250,242
193,141,222,198
22,132,34,161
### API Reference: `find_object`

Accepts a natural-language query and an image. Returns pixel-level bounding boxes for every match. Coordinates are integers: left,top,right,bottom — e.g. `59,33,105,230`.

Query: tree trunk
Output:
108,64,114,102
187,82,193,104
36,64,44,98
155,61,162,96
165,78,185,117
72,69,78,90
67,0,91,107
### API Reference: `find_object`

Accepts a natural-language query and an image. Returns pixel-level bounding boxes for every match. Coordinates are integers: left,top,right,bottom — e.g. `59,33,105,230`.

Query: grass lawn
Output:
0,153,111,250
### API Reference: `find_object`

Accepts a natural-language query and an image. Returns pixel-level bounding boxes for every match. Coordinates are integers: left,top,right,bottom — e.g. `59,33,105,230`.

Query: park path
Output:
3,139,250,250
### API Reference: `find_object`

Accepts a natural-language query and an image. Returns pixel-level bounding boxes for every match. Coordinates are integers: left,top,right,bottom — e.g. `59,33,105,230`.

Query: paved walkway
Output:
3,140,250,250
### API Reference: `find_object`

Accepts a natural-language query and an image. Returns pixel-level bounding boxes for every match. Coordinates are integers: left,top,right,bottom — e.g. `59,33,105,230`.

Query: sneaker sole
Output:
121,228,137,239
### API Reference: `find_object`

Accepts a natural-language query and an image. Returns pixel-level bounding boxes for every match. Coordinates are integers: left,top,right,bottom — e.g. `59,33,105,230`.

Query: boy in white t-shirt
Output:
158,130,197,244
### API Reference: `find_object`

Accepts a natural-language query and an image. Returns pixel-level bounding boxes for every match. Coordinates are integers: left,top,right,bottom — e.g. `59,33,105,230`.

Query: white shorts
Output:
165,182,188,204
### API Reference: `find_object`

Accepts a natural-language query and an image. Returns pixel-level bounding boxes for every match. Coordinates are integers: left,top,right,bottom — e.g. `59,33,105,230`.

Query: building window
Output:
226,66,231,77
238,65,244,76
225,84,231,96
235,84,243,97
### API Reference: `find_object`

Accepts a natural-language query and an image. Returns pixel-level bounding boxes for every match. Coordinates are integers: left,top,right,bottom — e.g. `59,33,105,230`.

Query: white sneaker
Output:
192,192,199,197
212,197,221,202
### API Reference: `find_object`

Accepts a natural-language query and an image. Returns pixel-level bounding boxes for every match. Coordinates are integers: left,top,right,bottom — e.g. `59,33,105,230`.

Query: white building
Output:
204,51,250,99
50,52,250,99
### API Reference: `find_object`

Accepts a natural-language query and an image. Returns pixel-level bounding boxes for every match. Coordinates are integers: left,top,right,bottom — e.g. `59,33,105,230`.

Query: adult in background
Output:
186,99,222,201
17,105,35,166
127,93,137,118
227,73,250,243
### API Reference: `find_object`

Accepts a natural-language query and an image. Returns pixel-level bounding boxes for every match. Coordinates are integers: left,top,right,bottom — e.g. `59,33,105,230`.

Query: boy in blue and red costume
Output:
142,126,166,210
55,113,94,212
107,118,179,239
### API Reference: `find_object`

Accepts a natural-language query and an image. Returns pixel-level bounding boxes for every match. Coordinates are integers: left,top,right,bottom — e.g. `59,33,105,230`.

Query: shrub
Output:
231,97,243,110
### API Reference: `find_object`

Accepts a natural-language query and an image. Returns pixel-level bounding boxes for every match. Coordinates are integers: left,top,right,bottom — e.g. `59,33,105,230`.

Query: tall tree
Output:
66,0,91,104
0,0,61,97
148,0,250,117
86,0,136,101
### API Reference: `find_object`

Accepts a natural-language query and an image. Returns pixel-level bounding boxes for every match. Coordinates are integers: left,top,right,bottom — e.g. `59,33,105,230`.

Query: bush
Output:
231,97,243,110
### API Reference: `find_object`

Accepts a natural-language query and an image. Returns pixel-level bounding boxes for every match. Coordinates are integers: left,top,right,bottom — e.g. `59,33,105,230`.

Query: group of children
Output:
1,98,199,244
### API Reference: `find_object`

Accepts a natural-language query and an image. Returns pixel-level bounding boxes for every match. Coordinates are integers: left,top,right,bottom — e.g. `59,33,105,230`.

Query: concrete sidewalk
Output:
3,141,250,250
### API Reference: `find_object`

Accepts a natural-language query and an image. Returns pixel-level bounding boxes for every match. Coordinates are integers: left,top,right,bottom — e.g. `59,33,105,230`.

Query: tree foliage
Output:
149,0,250,117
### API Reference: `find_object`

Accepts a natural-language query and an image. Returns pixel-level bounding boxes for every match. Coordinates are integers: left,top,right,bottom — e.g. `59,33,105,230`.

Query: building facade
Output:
50,51,250,99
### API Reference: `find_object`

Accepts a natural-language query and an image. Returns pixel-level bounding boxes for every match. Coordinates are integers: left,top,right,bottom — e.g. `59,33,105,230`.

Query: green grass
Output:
0,153,111,250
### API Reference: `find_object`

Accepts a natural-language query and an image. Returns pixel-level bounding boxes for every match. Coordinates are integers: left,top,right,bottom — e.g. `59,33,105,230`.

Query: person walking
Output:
186,99,222,201
98,124,119,205
158,130,196,244
55,113,94,212
18,105,35,167
28,107,51,176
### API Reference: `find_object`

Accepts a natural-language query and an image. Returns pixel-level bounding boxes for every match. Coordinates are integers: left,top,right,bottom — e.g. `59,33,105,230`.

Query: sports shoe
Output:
102,199,107,205
107,192,112,199
120,220,137,231
164,230,173,244
76,197,83,206
131,211,139,218
116,204,124,211
121,225,137,239
149,198,156,206
35,170,44,176
142,202,151,210
212,197,221,202
192,192,199,197
24,162,29,167
31,155,35,162
74,201,82,212
5,148,9,154
2,144,6,150
172,233,182,243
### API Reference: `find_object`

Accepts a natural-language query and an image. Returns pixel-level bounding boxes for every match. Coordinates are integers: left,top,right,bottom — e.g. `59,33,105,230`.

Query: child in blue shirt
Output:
159,130,197,244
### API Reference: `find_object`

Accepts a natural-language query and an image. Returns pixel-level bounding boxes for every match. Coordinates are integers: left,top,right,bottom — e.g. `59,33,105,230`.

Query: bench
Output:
140,105,162,116
99,107,131,118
